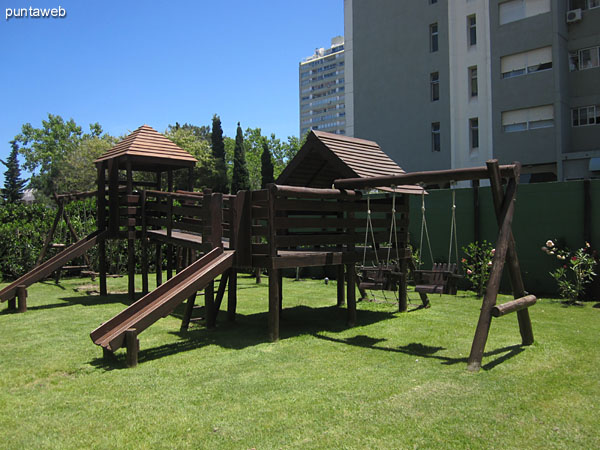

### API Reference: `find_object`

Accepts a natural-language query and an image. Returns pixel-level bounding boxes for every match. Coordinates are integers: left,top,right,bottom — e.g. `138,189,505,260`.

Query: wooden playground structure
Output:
0,126,536,372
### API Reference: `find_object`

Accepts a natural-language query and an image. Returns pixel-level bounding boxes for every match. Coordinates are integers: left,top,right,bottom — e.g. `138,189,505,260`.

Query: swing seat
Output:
358,264,398,291
414,263,461,295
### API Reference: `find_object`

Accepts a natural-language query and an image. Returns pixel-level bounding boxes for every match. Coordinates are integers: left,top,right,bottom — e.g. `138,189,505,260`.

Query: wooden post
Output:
180,292,197,331
108,159,119,238
17,285,27,313
267,185,280,340
167,171,174,280
97,163,107,296
487,161,534,346
126,161,135,301
125,329,139,368
467,161,518,372
156,243,163,287
228,268,237,322
140,190,149,295
278,270,283,316
268,268,280,341
166,194,173,280
7,298,16,311
102,347,114,361
398,257,408,312
213,270,230,313
337,265,345,306
205,281,216,329
346,264,356,326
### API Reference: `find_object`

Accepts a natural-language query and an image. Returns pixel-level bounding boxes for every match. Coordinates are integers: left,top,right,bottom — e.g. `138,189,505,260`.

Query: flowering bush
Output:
461,241,495,297
542,240,597,304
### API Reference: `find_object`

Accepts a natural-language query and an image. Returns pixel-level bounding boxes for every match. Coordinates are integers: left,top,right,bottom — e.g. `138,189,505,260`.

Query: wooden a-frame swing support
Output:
334,159,536,372
36,190,97,272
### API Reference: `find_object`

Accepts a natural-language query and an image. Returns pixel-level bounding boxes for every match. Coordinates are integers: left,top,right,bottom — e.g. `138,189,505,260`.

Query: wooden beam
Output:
97,163,107,296
270,184,360,199
269,269,280,342
346,263,356,326
126,161,135,301
487,161,534,346
337,265,345,306
17,285,27,313
333,161,518,190
467,162,518,372
125,329,139,368
491,295,537,317
227,269,237,322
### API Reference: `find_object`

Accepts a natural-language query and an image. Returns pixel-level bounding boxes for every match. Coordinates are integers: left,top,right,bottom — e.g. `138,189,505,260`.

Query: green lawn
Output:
0,274,598,449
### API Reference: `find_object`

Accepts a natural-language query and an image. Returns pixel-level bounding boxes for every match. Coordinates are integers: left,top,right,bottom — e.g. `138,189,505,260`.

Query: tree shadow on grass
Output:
89,305,397,370
313,333,526,371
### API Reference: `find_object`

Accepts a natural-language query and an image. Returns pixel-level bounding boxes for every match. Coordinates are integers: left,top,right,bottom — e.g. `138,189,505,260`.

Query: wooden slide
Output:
90,247,234,352
0,230,106,303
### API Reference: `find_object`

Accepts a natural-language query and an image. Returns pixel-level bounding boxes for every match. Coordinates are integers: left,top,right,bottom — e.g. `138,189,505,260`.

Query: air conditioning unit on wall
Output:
566,9,582,23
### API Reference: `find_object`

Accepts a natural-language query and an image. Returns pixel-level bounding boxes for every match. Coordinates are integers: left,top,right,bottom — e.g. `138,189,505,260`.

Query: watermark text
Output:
6,6,67,21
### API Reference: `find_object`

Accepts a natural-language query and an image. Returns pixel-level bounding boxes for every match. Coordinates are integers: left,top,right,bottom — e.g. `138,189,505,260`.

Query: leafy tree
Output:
13,114,108,199
225,127,302,190
1,141,27,204
55,134,117,193
210,115,229,193
231,122,250,193
165,125,214,191
260,139,274,188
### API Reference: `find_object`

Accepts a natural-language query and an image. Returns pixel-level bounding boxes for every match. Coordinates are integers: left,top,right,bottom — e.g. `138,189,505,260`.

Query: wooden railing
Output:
233,184,410,268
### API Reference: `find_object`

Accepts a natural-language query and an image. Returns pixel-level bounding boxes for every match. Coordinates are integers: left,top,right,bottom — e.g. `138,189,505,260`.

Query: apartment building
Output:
299,36,346,137
344,0,600,181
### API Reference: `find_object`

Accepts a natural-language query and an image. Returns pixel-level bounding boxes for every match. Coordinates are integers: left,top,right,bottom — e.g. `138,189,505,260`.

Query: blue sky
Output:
0,0,344,186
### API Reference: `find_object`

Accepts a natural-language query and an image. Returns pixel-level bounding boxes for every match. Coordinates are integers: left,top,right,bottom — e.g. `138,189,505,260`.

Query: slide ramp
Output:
90,247,234,352
0,230,106,303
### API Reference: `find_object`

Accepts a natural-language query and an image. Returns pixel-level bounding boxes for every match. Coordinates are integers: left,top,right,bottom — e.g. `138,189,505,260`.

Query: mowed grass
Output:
0,273,598,449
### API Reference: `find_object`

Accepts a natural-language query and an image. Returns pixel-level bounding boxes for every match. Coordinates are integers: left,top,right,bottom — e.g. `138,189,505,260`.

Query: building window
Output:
569,0,600,10
499,0,551,25
569,47,600,71
469,66,478,97
431,122,441,152
501,46,553,78
572,105,600,126
430,72,439,101
575,46,600,70
468,15,477,46
470,118,479,150
502,105,554,132
430,23,439,52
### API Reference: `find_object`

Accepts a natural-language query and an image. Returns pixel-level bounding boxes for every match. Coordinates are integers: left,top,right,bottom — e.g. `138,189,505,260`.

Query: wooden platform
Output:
147,229,229,251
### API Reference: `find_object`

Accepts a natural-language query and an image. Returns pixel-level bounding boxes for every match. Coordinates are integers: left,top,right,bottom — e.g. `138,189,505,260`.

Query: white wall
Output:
448,0,494,174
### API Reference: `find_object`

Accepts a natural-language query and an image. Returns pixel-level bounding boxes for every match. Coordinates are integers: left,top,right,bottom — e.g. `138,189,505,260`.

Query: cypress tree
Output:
260,139,274,189
231,122,250,193
211,114,229,193
1,141,27,204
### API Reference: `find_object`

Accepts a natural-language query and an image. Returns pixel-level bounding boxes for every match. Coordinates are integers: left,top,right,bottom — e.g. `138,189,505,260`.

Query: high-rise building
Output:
344,0,600,181
299,36,346,137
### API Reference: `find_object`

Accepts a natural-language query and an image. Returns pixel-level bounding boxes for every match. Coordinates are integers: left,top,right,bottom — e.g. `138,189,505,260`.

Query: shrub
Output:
461,240,495,297
542,240,597,304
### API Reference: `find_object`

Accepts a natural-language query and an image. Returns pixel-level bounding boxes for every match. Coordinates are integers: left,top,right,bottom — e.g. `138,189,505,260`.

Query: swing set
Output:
413,189,462,295
357,186,404,301
335,160,537,372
